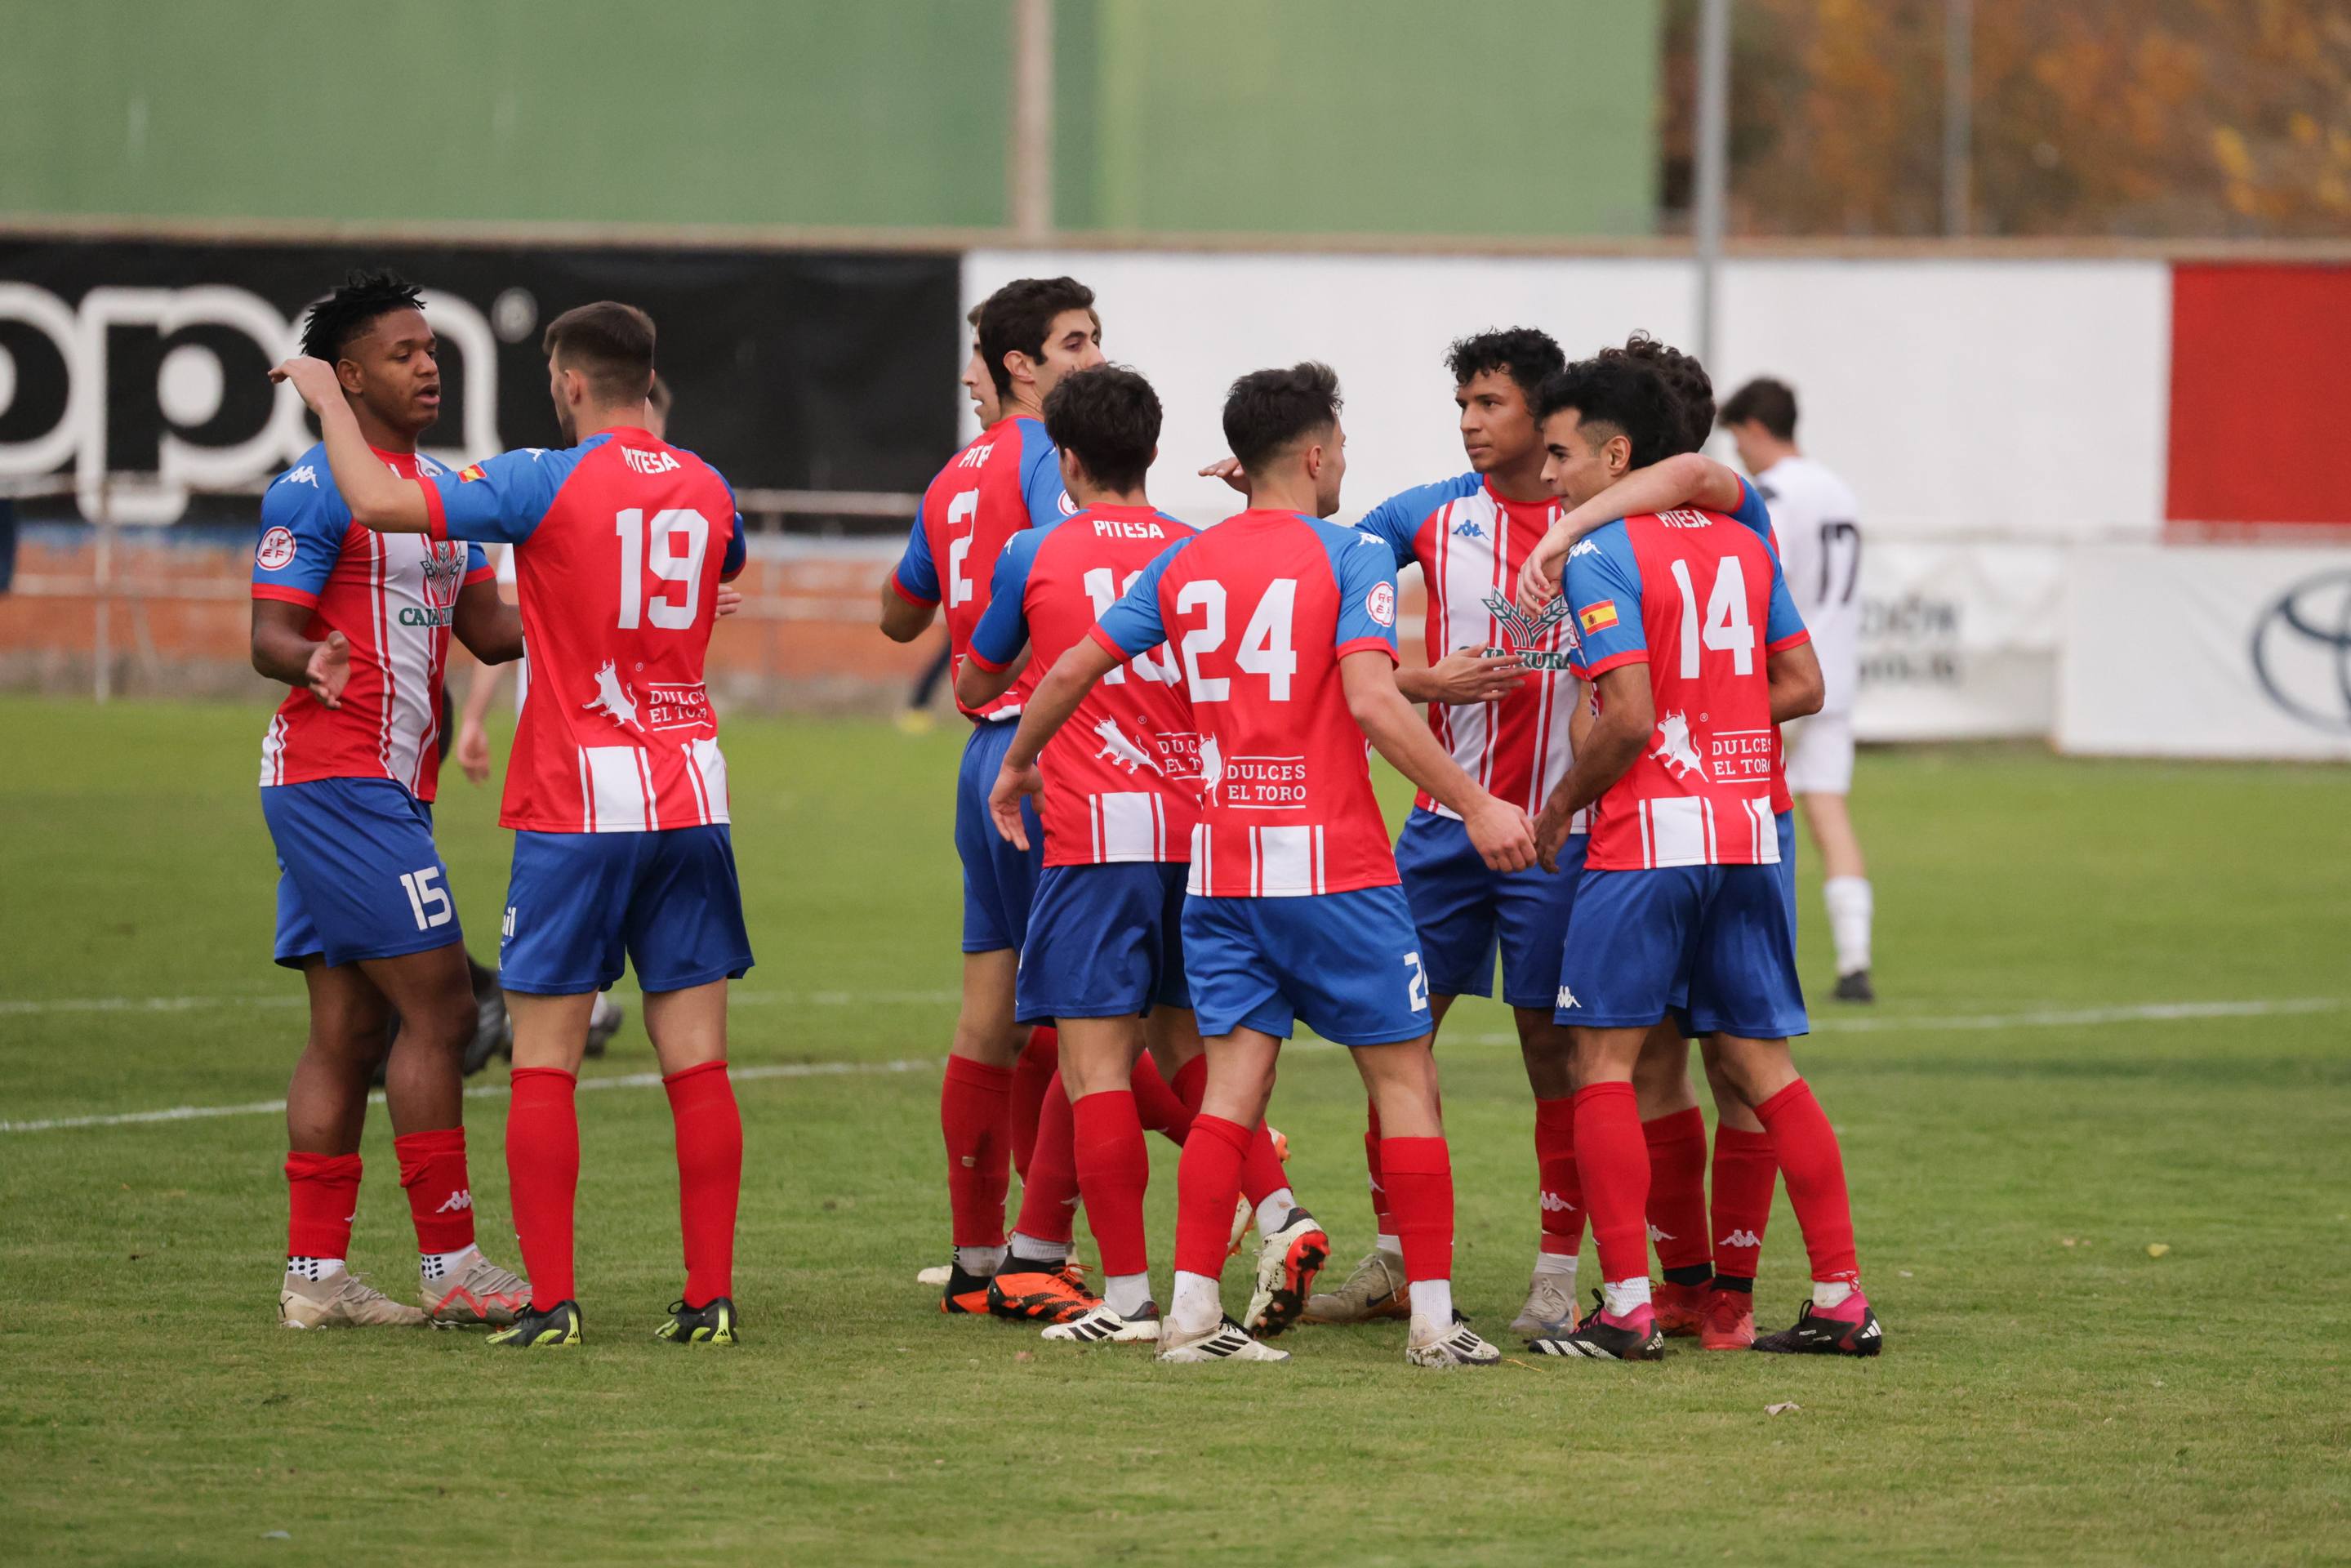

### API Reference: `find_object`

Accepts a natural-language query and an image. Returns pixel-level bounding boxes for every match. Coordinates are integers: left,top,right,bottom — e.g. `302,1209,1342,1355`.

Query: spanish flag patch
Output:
458,463,487,483
1578,601,1619,633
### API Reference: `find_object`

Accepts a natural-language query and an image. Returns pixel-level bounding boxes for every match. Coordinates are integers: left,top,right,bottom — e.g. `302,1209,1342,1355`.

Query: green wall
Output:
1,0,1657,238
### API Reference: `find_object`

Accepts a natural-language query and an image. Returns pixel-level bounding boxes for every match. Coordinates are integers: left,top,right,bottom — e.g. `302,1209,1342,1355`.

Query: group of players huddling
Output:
879,276,1881,1365
247,264,1881,1364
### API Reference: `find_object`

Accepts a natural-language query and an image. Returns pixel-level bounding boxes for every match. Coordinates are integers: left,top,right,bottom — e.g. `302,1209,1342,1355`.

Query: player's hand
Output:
454,717,491,785
1424,648,1528,705
1534,797,1578,875
269,356,343,416
1197,456,1251,497
1464,795,1537,874
716,585,745,619
305,631,350,709
988,760,1044,851
1517,530,1570,617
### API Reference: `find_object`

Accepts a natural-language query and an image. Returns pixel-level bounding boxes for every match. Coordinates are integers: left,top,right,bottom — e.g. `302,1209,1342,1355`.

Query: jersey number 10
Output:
613,508,710,630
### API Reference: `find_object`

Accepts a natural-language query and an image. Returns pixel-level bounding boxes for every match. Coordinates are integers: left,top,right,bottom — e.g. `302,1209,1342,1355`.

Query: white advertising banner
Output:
1853,541,2066,741
2059,546,2351,760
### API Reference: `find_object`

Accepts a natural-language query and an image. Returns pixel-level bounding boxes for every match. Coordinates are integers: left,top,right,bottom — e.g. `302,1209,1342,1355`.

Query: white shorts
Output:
1783,711,1855,796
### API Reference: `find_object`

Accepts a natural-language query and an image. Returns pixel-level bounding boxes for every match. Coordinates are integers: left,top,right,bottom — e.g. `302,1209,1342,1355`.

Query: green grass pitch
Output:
2,697,2346,1564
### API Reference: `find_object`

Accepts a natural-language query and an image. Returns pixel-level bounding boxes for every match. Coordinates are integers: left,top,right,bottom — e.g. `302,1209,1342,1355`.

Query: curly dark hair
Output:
1534,357,1681,472
1222,361,1342,473
1444,327,1565,405
1601,332,1714,457
299,269,425,364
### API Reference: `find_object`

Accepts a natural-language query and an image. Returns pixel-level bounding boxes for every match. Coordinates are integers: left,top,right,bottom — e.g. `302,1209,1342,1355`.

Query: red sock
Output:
1169,1054,1206,1111
663,1061,741,1306
505,1068,579,1309
1131,1054,1195,1144
284,1151,362,1259
1643,1107,1712,1276
393,1126,474,1254
1238,1120,1290,1207
940,1055,1013,1249
1009,1026,1059,1179
1711,1124,1778,1282
1379,1136,1454,1283
1365,1099,1395,1236
1011,1072,1078,1248
1754,1079,1859,1285
1573,1081,1651,1285
1173,1114,1251,1278
1533,1096,1585,1258
1071,1089,1150,1277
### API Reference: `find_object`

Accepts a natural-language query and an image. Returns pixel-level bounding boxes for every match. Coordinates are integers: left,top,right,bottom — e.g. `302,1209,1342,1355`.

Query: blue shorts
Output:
1670,810,1798,1037
261,777,463,969
1183,884,1433,1047
1557,861,1808,1040
955,719,1044,954
1395,808,1584,1011
1016,862,1190,1025
500,826,755,996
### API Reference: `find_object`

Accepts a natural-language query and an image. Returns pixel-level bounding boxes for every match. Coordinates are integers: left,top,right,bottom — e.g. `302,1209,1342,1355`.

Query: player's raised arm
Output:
1517,451,1748,614
269,357,431,532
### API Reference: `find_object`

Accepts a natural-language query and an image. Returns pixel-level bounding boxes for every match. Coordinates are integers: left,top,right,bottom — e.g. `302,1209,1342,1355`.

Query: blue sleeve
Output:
251,470,344,602
891,509,938,604
425,446,570,545
1763,546,1809,648
1564,528,1648,675
968,531,1040,671
1094,537,1187,657
1353,475,1473,570
722,514,748,581
1329,526,1402,657
1018,421,1071,528
464,541,490,580
1729,475,1775,547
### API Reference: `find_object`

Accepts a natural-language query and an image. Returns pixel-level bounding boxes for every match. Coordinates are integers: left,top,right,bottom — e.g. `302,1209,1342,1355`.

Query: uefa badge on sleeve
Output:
256,527,297,571
1367,581,1397,628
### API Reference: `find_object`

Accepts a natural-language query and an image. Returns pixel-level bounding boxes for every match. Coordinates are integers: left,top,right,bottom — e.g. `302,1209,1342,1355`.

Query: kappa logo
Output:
1093,716,1159,774
1718,1228,1762,1249
1647,1222,1676,1243
1452,519,1486,540
1651,710,1706,780
434,1190,474,1215
281,466,318,488
1555,984,1580,1009
582,661,641,730
255,525,297,570
1568,537,1600,559
1538,1189,1576,1214
621,446,681,475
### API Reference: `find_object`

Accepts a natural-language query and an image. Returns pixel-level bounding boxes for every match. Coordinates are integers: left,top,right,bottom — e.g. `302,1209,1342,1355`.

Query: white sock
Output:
1533,1251,1579,1282
1823,876,1873,974
1170,1269,1222,1332
1255,1188,1297,1238
954,1244,1006,1277
285,1256,345,1282
1813,1279,1856,1310
1105,1272,1152,1317
1374,1232,1402,1257
1602,1276,1653,1318
420,1244,478,1282
1008,1233,1068,1268
1408,1278,1454,1336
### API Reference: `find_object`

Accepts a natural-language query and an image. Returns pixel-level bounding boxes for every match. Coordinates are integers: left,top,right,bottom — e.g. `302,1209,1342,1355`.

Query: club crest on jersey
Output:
1057,489,1078,516
1479,590,1576,669
255,526,297,570
1366,581,1397,628
621,447,681,475
582,660,641,731
1578,601,1619,633
1650,710,1707,780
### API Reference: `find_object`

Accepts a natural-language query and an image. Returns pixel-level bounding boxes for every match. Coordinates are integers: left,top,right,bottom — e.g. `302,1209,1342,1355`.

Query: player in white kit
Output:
1720,378,1875,1001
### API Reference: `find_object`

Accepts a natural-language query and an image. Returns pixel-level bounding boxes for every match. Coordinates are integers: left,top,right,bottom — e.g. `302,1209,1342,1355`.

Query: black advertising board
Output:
0,238,960,528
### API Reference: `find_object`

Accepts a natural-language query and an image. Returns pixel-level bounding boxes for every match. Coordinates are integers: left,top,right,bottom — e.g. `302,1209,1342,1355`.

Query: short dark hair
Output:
648,373,674,421
1222,362,1342,473
1721,376,1799,442
977,276,1097,398
300,269,425,364
1445,327,1565,405
1044,365,1160,495
542,301,656,405
1534,357,1681,471
1605,332,1714,456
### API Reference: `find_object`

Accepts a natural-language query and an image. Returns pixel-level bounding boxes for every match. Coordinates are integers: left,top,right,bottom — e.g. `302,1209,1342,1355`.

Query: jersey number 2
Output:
613,508,710,630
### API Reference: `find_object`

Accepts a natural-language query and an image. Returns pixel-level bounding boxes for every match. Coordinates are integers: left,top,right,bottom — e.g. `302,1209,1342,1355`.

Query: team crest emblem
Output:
255,526,296,570
1366,581,1397,628
1057,489,1078,516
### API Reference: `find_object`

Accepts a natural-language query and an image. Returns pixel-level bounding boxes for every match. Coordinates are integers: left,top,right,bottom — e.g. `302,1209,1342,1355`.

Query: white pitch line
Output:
0,990,957,1018
2,996,2336,1137
0,1058,937,1135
